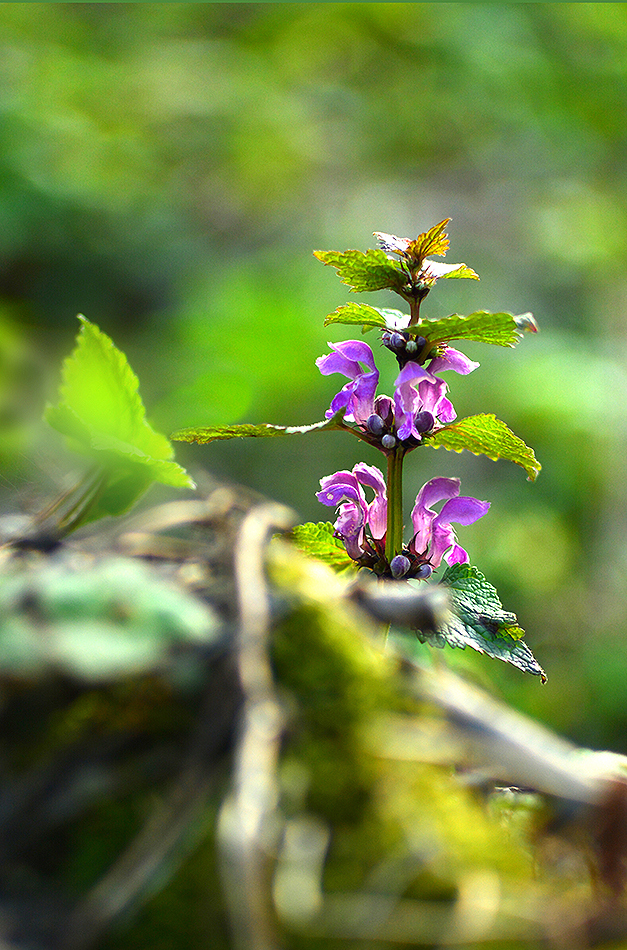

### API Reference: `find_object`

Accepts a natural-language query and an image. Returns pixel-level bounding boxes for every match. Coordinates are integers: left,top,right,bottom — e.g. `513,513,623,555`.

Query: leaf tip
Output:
514,312,539,334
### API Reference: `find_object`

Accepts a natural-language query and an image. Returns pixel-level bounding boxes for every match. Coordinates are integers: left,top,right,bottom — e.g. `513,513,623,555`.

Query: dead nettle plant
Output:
172,220,544,680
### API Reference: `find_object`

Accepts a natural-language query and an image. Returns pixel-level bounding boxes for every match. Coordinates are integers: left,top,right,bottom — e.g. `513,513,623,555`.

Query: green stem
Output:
385,445,404,564
408,296,421,326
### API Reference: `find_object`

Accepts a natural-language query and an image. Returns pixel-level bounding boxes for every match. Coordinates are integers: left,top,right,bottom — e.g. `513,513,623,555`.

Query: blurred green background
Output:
2,2,627,749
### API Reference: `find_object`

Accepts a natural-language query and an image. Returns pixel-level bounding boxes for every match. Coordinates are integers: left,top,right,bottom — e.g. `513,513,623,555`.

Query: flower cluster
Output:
316,337,477,453
170,220,542,675
317,465,488,579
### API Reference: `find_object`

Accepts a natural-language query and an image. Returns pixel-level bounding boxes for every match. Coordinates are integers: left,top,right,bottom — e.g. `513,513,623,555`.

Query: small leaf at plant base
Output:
45,317,194,490
314,248,407,294
415,563,546,681
410,311,536,349
290,522,358,574
171,410,349,444
426,414,541,481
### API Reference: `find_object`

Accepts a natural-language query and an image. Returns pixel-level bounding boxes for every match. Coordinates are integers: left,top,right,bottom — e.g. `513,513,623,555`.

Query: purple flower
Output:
393,362,456,441
316,341,379,424
428,346,479,376
317,338,478,450
317,462,387,561
408,477,489,568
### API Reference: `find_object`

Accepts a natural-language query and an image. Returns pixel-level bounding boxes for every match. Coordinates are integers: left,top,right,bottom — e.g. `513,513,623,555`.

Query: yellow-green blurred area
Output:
2,2,627,749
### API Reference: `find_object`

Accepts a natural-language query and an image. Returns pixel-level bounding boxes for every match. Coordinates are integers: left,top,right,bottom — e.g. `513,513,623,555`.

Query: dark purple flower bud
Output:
374,395,394,426
366,413,386,436
390,332,406,349
390,554,411,578
381,434,397,449
414,410,435,434
382,331,406,351
413,563,433,580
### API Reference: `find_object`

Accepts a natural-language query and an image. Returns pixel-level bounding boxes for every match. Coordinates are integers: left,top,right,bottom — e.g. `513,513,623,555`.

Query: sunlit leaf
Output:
324,308,534,347
314,248,406,293
376,219,452,262
413,311,534,348
425,414,541,481
323,303,388,330
406,218,451,260
430,262,480,280
45,317,194,491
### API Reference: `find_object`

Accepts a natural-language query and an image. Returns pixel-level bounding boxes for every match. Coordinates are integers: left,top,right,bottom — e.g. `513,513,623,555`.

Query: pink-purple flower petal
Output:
317,463,388,559
317,341,379,424
437,495,491,527
428,346,480,376
409,477,488,568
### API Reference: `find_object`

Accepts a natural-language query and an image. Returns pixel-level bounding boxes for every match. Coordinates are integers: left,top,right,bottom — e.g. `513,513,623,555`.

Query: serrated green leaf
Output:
408,218,451,260
324,303,388,331
290,522,358,574
323,308,535,347
314,248,406,293
375,221,480,282
45,317,194,490
171,409,349,445
415,563,546,681
375,219,452,262
426,414,541,481
433,263,480,280
325,304,415,335
414,311,532,348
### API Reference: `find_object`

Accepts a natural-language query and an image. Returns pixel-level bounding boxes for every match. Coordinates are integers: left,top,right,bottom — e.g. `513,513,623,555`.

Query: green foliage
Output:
417,563,546,681
324,302,389,331
325,305,536,349
408,218,451,259
373,220,479,281
313,248,407,294
432,263,479,280
426,413,542,481
290,522,358,574
46,317,193,489
418,310,536,348
171,409,348,445
43,317,194,530
375,219,453,261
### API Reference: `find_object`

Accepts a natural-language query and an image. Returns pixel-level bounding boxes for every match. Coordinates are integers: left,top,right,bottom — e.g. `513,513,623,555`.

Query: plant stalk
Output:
385,445,404,564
